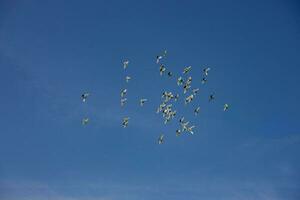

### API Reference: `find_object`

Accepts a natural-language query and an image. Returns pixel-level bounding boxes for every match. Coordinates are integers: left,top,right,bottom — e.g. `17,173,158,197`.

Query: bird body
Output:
122,117,130,128
158,134,164,144
156,50,167,64
140,98,148,106
187,126,195,134
183,66,192,74
185,94,194,104
123,60,129,69
82,118,89,125
159,65,166,75
177,77,184,85
121,98,127,106
81,93,90,102
121,89,127,97
203,67,211,76
209,93,215,102
125,76,131,83
192,88,199,95
194,107,200,115
224,103,229,111
176,129,181,136
156,55,163,64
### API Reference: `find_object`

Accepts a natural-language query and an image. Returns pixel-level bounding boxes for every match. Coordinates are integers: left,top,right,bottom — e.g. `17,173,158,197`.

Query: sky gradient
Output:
0,0,300,199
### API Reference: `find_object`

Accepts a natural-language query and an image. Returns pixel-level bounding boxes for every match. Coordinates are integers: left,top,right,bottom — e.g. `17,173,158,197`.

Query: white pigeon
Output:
81,93,90,102
156,55,163,64
125,76,131,83
140,98,148,106
183,66,192,74
156,102,166,113
203,67,211,76
187,125,195,134
82,118,89,125
224,103,229,111
159,65,166,75
122,117,130,128
185,94,194,104
170,110,176,118
162,91,174,102
123,60,129,69
158,134,164,144
121,98,127,106
121,89,127,97
156,50,167,64
181,121,190,132
162,104,172,117
186,76,192,84
183,84,191,94
177,77,184,86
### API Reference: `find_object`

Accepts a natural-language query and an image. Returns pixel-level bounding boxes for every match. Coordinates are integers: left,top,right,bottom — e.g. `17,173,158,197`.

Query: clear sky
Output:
0,0,300,199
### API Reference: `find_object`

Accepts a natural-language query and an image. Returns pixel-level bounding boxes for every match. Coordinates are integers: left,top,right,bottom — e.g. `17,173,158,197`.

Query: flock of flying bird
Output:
80,50,230,145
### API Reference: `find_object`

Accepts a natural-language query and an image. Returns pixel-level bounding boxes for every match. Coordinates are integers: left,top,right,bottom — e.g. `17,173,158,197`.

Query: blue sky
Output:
0,0,300,199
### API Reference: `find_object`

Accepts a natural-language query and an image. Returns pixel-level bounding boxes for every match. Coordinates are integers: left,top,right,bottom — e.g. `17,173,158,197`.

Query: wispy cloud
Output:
1,177,299,200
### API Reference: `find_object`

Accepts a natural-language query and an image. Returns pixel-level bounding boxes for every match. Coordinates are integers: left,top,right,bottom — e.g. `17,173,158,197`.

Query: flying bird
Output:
156,102,166,113
163,50,167,56
183,66,192,74
203,67,211,76
164,117,171,124
81,93,90,102
224,103,229,111
121,89,127,97
121,98,127,106
162,91,175,102
183,84,191,94
125,76,131,83
186,76,192,85
183,77,192,93
158,134,164,144
167,71,172,77
176,129,181,136
122,117,130,128
181,121,190,132
156,55,163,64
159,65,166,75
209,93,215,102
187,125,195,134
192,88,199,95
177,77,184,85
185,94,194,104
123,60,129,69
82,118,89,125
194,107,200,115
140,98,148,106
156,50,167,64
